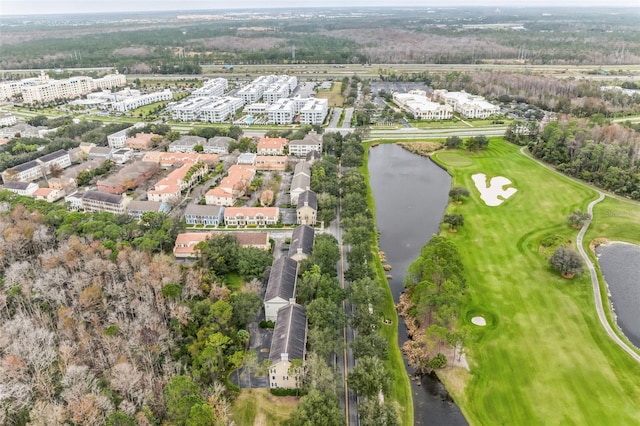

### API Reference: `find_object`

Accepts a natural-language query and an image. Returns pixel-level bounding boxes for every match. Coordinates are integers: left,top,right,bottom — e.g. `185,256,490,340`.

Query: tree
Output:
449,186,470,203
348,356,391,399
230,292,261,329
288,390,345,426
358,399,399,426
549,247,584,278
444,136,463,149
309,234,340,276
164,376,204,426
466,135,489,151
567,210,590,229
443,213,464,231
185,403,216,426
351,332,388,360
193,144,204,153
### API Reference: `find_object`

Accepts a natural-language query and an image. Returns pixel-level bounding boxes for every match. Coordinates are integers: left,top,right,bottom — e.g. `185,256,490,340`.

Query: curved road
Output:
520,147,640,363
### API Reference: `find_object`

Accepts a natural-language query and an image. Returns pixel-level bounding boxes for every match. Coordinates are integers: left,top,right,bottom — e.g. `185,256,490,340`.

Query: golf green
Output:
432,140,640,425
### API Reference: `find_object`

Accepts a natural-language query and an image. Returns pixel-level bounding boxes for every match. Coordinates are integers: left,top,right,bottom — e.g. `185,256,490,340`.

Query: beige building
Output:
269,302,307,390
296,190,317,226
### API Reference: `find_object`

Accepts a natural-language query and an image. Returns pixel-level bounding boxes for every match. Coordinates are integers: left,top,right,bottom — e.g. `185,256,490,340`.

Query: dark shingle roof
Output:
82,190,123,204
11,160,40,173
38,149,68,163
184,204,224,217
297,190,317,210
127,200,163,212
269,303,307,363
289,133,322,146
265,256,298,302
289,225,314,258
2,181,32,190
293,161,311,177
290,173,310,191
306,150,321,162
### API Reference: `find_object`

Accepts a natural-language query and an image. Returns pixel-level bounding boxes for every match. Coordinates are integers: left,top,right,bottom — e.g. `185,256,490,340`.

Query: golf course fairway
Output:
432,139,640,425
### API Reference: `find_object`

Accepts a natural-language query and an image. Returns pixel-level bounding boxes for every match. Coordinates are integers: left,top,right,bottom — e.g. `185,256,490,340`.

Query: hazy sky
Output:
2,0,639,15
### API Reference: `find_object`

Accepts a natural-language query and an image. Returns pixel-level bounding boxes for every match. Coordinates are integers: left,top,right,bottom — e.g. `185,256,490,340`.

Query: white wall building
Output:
299,98,329,124
266,99,296,124
107,127,132,149
199,97,244,123
17,71,126,104
0,113,18,127
432,90,500,119
192,78,228,97
112,89,172,112
393,91,453,120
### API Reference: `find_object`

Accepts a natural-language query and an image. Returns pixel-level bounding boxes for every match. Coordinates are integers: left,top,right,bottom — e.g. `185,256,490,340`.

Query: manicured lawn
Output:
231,389,299,425
361,144,413,426
432,140,640,425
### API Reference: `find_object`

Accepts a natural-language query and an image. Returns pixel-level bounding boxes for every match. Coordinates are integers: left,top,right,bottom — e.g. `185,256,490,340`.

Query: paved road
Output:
329,107,343,128
342,107,354,129
520,147,640,363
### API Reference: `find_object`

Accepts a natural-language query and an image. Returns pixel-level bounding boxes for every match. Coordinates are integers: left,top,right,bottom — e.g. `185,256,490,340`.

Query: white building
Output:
107,127,132,149
192,78,228,97
0,81,22,101
432,90,500,119
170,97,213,121
289,132,323,157
263,83,291,104
237,84,266,104
18,71,126,104
0,113,18,127
112,89,172,112
199,97,244,123
299,98,329,125
266,99,296,124
393,91,453,120
1,181,39,196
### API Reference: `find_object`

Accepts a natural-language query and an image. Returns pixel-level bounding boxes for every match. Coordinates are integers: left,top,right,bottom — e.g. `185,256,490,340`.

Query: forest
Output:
1,7,639,71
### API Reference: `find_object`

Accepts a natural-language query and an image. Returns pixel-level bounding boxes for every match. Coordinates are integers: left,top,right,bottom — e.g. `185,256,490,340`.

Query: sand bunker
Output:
471,316,487,326
472,173,518,206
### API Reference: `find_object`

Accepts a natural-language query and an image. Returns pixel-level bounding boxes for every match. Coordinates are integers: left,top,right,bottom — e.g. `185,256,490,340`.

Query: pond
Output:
595,242,640,348
368,143,468,425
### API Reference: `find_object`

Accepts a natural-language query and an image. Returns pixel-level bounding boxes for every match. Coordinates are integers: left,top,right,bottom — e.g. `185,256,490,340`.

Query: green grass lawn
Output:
315,83,345,107
231,389,299,425
432,140,640,425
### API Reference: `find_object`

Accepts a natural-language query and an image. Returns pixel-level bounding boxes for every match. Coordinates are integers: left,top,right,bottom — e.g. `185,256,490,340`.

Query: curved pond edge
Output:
593,240,640,352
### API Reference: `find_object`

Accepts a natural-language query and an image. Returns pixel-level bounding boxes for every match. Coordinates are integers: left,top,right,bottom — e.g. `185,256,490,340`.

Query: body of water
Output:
368,143,468,426
595,242,640,348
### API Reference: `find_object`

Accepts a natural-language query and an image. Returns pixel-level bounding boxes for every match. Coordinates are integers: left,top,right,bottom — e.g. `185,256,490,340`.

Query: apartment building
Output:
205,165,256,206
192,78,228,97
148,162,208,203
257,137,288,155
223,206,280,226
432,90,500,119
112,89,172,112
127,200,171,220
288,132,323,157
299,98,329,125
393,90,454,120
19,71,126,104
1,150,72,183
108,127,132,149
1,181,39,196
199,97,244,123
81,190,130,214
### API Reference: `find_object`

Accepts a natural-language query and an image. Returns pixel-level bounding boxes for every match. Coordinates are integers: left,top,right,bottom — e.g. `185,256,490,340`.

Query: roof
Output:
2,181,32,190
269,303,307,363
289,225,314,257
289,132,322,146
38,149,68,163
290,174,310,191
265,256,298,302
306,150,321,161
89,147,113,155
257,137,288,150
184,204,224,217
297,190,318,210
293,161,311,176
33,187,56,197
128,200,164,212
207,136,233,146
234,232,269,247
10,160,40,173
82,190,123,204
173,135,206,146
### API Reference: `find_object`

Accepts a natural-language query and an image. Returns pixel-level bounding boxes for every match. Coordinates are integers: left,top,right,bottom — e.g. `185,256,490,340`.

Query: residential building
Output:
0,113,17,127
88,147,113,161
305,150,321,164
237,153,257,166
33,187,64,202
183,204,225,226
205,165,255,206
1,181,39,196
288,132,323,157
81,190,130,214
223,207,279,226
289,225,315,262
0,123,45,139
255,155,288,171
290,173,311,205
204,136,232,155
0,81,22,101
393,91,454,120
127,200,171,220
126,132,158,150
142,152,219,168
64,191,84,211
112,89,172,112
18,71,126,104
192,78,228,97
266,99,296,124
299,98,329,125
432,90,500,119
173,231,269,259
293,161,311,178
169,136,207,153
148,161,208,203
199,97,244,123
296,190,318,226
112,148,134,164
107,128,132,149
79,142,97,156
257,137,288,155
263,83,291,104
1,150,71,183
264,256,299,322
269,302,307,390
